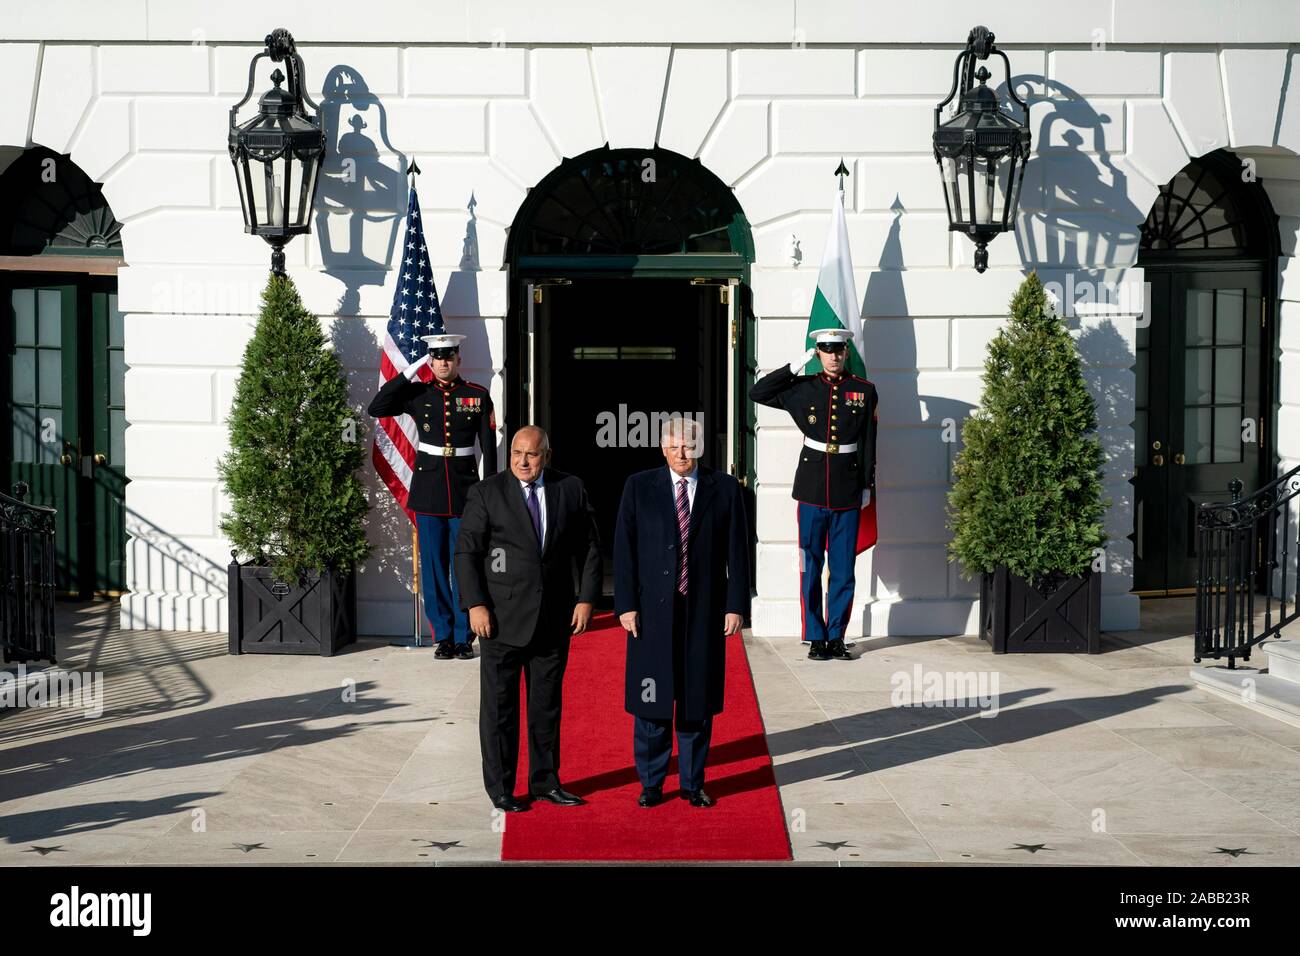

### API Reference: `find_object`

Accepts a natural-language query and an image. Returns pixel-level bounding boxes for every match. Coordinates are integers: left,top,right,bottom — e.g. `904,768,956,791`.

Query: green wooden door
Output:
7,283,80,592
5,276,127,595
1133,268,1264,592
90,287,128,593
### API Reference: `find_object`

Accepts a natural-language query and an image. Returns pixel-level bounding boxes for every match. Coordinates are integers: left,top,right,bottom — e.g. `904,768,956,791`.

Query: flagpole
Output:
411,525,421,646
408,155,424,649
833,158,853,645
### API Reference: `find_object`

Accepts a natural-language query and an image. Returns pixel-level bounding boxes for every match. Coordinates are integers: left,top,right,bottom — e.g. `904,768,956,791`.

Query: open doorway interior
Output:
527,276,731,596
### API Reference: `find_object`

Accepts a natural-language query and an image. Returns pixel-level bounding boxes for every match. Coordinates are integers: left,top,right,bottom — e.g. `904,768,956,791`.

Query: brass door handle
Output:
1173,452,1185,466
93,453,107,465
59,453,73,466
1152,454,1165,466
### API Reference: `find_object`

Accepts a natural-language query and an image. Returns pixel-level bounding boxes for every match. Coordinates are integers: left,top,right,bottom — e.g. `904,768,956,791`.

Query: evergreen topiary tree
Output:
218,274,370,583
947,271,1108,587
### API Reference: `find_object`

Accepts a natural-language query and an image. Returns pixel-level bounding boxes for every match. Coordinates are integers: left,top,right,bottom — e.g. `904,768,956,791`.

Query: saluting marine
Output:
750,327,878,661
369,332,498,658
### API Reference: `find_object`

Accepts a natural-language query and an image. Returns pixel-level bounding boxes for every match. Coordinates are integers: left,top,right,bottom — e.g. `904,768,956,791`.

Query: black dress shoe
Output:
433,640,455,659
679,788,714,807
454,642,474,660
826,638,852,660
531,786,585,806
637,786,664,807
491,794,528,813
808,640,831,661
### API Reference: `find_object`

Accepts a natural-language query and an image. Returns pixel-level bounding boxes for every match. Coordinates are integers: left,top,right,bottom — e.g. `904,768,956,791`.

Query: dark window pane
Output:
1184,348,1212,404
1216,288,1244,344
38,348,62,405
1187,290,1213,345
12,347,36,404
1213,406,1243,463
11,407,37,463
37,290,61,346
1214,347,1242,404
110,350,125,406
108,293,125,347
110,408,126,465
12,289,35,344
1184,407,1212,464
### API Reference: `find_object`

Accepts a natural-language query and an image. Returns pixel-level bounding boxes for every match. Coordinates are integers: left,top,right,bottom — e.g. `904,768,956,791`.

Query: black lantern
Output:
933,26,1031,273
228,28,325,276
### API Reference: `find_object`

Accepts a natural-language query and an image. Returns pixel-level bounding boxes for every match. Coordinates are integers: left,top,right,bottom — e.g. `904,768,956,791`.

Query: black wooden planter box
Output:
228,560,356,657
979,565,1100,654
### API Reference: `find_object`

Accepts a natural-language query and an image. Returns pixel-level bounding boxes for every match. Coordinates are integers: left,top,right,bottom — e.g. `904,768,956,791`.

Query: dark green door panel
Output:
91,287,128,593
7,283,80,592
1132,268,1264,593
5,275,126,596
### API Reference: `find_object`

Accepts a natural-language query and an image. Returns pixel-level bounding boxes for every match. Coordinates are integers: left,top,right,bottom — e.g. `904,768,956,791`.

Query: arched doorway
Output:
504,146,756,590
0,145,127,596
1132,148,1279,595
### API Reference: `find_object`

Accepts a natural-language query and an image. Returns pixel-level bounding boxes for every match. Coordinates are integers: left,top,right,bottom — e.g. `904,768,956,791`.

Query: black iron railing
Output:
0,482,57,663
1195,465,1300,667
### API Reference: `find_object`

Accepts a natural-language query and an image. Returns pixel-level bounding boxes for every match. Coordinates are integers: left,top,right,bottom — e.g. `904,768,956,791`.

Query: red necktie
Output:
675,478,689,595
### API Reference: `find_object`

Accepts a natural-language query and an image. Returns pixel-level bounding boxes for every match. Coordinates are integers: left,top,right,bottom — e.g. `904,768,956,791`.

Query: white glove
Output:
402,352,432,381
861,489,872,507
789,347,817,375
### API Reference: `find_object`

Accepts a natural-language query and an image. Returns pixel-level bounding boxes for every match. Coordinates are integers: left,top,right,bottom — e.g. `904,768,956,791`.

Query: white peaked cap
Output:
420,333,466,349
811,328,855,345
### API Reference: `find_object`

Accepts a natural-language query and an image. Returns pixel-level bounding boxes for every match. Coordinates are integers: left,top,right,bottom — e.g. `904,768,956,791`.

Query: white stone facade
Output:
2,1,1298,636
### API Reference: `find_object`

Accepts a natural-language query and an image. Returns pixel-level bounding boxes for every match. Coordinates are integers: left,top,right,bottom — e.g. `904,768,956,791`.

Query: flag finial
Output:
834,158,850,192
408,157,421,177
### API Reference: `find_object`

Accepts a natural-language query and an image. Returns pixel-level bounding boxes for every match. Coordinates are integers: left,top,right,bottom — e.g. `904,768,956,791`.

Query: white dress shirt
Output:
669,465,698,513
519,474,546,543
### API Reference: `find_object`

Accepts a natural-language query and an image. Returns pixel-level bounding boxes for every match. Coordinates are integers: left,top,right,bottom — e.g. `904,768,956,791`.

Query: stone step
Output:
1265,639,1300,685
1190,663,1300,729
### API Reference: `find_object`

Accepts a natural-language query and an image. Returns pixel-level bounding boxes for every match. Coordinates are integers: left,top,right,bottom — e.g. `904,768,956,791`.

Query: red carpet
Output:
500,612,791,861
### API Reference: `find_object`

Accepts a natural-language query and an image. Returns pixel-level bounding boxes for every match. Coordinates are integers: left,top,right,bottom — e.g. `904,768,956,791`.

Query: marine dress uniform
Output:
368,333,497,657
749,328,878,660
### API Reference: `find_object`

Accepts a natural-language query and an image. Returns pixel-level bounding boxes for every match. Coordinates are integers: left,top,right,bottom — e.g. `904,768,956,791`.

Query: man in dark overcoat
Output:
613,416,751,808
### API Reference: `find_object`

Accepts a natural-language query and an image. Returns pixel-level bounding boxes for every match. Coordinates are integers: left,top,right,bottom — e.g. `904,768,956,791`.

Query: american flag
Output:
372,185,443,522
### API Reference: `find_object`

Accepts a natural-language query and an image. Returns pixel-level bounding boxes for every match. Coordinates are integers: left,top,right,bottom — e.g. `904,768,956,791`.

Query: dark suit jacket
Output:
454,468,602,647
613,465,750,721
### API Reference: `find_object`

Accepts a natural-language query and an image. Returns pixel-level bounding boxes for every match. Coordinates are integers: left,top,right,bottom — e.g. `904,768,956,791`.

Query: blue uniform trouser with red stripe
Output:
415,513,470,645
797,502,858,643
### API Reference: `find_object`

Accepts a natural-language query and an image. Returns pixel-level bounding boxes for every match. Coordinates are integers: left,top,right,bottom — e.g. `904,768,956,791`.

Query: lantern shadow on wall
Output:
1009,77,1143,271
314,65,407,315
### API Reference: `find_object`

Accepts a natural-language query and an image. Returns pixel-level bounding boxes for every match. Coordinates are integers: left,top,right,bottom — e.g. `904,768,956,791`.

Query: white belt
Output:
417,442,477,458
804,437,858,454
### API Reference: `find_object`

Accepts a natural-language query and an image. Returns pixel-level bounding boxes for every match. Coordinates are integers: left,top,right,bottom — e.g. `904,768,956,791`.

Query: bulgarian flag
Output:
806,183,877,554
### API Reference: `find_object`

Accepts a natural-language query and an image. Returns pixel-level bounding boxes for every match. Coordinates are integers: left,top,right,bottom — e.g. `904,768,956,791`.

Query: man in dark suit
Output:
454,425,602,813
613,416,751,808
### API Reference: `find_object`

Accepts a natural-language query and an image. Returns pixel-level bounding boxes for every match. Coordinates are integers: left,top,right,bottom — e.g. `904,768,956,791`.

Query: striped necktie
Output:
675,477,690,596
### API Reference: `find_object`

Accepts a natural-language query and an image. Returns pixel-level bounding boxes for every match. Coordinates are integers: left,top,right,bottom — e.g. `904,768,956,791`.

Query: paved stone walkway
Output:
3,599,1299,865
